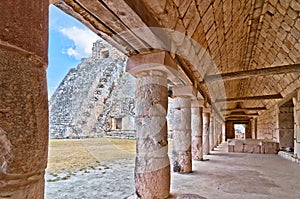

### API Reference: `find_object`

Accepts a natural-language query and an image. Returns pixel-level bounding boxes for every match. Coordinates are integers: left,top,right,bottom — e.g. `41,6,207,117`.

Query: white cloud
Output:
60,26,99,59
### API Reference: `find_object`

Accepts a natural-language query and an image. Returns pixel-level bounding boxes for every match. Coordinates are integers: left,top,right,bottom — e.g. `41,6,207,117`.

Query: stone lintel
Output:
172,86,198,98
50,0,60,4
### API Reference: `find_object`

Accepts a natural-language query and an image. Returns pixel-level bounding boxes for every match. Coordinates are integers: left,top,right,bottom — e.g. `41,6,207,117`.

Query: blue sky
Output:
47,5,99,98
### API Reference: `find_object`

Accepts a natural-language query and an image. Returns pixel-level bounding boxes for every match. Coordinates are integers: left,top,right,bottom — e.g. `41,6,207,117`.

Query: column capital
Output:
172,86,198,98
126,51,178,78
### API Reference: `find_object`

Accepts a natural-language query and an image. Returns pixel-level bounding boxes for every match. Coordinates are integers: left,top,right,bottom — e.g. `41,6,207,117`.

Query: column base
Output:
135,164,170,198
0,175,44,199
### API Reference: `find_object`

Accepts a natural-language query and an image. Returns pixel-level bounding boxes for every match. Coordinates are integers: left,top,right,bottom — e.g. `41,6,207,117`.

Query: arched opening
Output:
46,5,136,198
234,124,246,139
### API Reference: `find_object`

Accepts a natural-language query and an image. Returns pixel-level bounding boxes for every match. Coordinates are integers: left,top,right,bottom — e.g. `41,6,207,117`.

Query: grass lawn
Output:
47,138,136,173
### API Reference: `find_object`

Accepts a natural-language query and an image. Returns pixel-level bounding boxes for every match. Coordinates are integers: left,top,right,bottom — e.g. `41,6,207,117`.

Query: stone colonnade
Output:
126,51,224,198
0,1,49,198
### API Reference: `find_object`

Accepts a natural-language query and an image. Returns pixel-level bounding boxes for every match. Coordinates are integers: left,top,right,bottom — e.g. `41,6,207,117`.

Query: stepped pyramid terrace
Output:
1,0,300,198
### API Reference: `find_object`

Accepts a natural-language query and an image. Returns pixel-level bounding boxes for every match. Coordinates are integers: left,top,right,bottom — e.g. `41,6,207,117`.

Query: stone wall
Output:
279,101,294,149
293,91,300,157
49,40,136,138
225,121,235,140
257,105,279,142
97,73,136,138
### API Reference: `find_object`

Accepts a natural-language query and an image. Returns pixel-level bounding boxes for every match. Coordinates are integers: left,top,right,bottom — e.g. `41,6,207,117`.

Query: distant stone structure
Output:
49,40,136,138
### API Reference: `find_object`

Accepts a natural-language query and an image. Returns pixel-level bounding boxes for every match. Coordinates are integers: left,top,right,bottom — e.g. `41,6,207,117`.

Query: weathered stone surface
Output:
134,70,170,198
0,46,48,198
0,0,48,60
172,97,192,173
262,141,279,154
234,140,244,153
202,112,210,155
209,111,215,151
0,127,12,174
191,105,203,161
49,40,135,138
243,140,262,154
227,139,280,154
135,164,170,199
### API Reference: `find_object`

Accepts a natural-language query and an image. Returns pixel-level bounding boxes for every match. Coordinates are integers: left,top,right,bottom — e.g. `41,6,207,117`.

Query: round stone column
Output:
134,70,170,198
209,112,215,152
191,104,203,161
172,96,192,173
0,0,48,198
203,111,210,155
214,119,219,147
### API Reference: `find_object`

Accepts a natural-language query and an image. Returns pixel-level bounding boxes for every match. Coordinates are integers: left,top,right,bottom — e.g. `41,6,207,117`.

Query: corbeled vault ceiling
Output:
53,0,300,120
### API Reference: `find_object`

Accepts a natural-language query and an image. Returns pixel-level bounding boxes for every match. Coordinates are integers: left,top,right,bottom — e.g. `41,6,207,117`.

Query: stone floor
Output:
170,142,300,199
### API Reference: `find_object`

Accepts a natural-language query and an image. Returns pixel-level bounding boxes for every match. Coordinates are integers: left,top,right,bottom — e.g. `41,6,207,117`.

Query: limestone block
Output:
234,140,244,153
184,1,201,36
192,137,203,160
147,0,166,14
201,5,214,33
178,0,192,17
135,162,170,198
290,1,300,11
262,142,279,154
158,1,178,29
172,148,192,173
228,145,234,152
243,140,261,154
196,0,212,17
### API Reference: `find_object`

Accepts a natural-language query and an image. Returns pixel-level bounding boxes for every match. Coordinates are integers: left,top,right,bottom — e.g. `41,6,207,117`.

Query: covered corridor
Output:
170,142,300,198
1,0,300,198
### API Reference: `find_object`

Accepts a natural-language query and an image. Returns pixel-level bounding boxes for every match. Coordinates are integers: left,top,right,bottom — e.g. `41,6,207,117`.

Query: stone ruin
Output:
49,40,136,139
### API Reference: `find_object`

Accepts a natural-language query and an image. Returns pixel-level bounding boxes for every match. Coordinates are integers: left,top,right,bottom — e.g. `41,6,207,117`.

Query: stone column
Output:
191,100,203,161
171,86,197,173
217,120,222,145
203,108,210,155
214,118,218,147
254,118,258,139
209,110,215,152
172,96,192,173
126,51,178,198
134,70,170,198
0,1,48,198
219,122,223,144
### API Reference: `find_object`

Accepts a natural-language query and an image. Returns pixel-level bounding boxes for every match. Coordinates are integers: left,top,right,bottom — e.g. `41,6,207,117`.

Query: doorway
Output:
234,124,246,139
279,100,294,152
